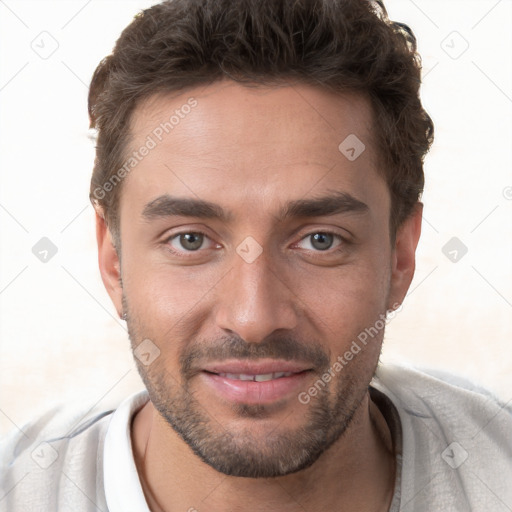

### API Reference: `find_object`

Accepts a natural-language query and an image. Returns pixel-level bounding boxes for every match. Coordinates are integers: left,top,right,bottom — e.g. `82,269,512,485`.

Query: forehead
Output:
119,80,388,225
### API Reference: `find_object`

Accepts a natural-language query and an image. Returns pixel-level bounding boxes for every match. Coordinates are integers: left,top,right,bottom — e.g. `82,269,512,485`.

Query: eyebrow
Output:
141,191,369,223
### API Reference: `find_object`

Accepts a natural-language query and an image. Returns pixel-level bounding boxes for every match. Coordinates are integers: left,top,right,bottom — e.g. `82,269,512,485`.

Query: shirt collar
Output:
103,389,151,512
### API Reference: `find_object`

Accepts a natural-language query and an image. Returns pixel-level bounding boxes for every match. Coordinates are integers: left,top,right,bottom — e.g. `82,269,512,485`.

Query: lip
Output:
201,359,312,375
200,359,313,405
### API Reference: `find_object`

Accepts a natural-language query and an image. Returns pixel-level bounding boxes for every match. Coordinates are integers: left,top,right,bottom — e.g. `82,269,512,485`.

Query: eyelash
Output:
162,230,348,258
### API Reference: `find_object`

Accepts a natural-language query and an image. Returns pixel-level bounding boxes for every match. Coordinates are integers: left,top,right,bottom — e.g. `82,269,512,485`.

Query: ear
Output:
95,210,123,318
387,202,423,310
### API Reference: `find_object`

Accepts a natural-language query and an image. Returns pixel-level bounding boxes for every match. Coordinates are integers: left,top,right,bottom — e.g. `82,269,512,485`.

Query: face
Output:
97,80,420,478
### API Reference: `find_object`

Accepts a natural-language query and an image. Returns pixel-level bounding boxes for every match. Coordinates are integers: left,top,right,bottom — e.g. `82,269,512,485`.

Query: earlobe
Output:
387,202,423,310
95,210,123,318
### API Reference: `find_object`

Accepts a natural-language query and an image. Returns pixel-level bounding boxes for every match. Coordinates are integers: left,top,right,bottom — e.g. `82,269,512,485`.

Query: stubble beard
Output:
123,295,381,478
141,367,367,478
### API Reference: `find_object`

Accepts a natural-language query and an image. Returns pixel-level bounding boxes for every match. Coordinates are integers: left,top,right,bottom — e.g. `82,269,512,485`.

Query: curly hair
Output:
88,0,434,242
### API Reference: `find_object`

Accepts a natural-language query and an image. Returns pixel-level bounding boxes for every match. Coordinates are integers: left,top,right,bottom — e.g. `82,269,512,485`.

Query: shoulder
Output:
372,362,512,434
0,400,116,512
372,363,512,508
373,362,510,412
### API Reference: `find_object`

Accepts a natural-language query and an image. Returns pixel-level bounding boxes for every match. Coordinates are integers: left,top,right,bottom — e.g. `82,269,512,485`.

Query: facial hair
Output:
124,295,379,478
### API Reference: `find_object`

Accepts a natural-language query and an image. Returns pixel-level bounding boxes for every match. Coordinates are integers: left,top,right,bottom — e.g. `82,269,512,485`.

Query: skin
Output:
96,79,422,511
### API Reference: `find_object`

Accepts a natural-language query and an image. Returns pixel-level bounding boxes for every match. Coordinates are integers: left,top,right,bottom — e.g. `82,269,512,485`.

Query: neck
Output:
132,391,396,512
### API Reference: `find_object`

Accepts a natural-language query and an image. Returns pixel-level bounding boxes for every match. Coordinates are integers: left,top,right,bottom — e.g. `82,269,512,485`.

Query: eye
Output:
296,232,343,252
166,231,213,253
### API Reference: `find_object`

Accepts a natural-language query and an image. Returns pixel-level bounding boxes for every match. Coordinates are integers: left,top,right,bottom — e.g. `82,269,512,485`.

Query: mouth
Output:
214,371,297,382
199,360,313,405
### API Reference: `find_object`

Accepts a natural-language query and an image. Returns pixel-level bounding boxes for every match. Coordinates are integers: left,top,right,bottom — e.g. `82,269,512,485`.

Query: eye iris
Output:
311,233,333,251
180,233,203,251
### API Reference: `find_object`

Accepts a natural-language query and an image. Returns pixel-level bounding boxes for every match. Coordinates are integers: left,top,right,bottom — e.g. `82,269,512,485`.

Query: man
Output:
1,0,511,511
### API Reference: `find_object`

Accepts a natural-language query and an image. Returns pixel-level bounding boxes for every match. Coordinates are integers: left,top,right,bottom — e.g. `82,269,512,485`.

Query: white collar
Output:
103,389,151,512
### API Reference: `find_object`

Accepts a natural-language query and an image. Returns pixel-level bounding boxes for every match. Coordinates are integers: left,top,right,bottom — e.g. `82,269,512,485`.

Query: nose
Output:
214,247,299,343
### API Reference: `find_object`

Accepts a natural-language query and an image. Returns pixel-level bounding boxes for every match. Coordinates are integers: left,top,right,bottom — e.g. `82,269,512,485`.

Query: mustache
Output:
180,333,330,378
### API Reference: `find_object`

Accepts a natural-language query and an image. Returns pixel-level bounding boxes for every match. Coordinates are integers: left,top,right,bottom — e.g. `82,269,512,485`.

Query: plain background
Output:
0,0,511,436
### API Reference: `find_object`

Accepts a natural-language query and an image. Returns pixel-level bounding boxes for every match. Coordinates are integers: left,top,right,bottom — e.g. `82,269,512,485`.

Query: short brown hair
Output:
88,0,433,242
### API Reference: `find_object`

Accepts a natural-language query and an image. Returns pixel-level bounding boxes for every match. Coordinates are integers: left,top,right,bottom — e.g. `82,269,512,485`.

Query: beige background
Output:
0,0,511,437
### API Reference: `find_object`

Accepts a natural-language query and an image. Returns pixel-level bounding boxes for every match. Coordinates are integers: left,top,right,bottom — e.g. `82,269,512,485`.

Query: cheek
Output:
297,257,391,348
122,254,223,327
121,261,214,370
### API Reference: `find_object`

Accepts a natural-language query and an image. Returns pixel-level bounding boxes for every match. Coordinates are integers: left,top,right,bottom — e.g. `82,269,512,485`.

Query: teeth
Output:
254,373,274,382
218,371,294,381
